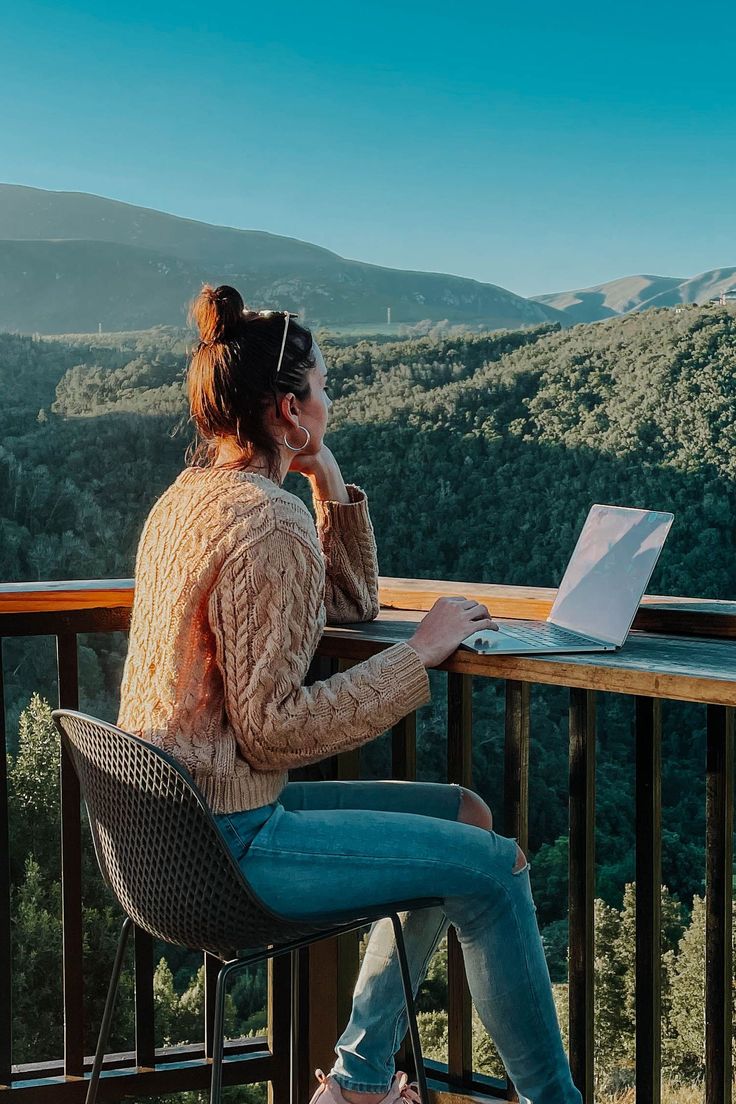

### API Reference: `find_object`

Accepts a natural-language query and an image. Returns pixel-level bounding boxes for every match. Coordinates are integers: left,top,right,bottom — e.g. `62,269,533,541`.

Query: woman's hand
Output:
289,444,351,504
288,442,336,479
408,597,499,668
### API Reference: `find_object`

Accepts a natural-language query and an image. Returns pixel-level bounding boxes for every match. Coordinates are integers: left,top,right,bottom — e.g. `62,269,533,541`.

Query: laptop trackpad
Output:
460,629,544,654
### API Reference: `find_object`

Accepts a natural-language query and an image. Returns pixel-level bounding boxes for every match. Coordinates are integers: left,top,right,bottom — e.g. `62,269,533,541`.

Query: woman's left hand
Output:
286,439,333,474
289,444,351,504
288,442,336,479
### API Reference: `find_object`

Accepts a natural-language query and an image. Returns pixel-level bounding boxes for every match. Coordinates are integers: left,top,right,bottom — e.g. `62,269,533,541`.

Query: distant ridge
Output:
532,275,684,323
0,184,565,334
633,268,736,312
533,269,736,323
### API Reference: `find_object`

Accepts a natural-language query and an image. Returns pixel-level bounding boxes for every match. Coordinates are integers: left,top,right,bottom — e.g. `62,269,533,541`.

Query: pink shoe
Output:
308,1069,422,1104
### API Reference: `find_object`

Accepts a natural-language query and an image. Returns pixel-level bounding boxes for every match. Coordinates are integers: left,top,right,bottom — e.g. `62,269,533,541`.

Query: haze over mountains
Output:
0,184,733,334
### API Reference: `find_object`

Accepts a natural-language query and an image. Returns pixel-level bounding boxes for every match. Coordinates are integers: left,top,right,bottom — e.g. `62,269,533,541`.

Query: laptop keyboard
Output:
497,620,598,647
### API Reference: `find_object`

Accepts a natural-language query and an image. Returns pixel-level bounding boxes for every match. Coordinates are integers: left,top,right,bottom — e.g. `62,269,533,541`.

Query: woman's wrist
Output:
406,635,431,668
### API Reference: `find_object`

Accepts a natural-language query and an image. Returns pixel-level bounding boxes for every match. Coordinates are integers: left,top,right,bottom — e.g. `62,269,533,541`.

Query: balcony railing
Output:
0,577,735,1103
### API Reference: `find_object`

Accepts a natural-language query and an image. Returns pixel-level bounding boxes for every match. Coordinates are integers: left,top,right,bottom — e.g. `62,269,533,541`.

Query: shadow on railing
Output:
0,578,734,1102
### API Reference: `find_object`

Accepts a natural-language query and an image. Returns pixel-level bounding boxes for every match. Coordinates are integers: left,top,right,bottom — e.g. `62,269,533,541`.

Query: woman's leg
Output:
280,781,470,1099
279,779,466,820
278,781,492,1100
242,797,580,1104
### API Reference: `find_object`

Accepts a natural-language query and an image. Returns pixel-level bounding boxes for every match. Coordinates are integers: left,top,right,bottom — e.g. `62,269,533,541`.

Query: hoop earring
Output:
283,426,311,452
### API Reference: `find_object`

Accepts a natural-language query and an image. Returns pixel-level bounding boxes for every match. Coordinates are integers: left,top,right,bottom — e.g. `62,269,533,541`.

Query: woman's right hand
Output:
407,596,499,668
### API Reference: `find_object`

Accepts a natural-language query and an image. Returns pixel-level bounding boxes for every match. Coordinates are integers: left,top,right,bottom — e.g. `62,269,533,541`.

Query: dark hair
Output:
186,284,315,479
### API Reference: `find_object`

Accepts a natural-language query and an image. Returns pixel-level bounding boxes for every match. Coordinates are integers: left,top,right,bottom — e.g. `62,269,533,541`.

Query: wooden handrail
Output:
0,577,735,638
319,612,736,708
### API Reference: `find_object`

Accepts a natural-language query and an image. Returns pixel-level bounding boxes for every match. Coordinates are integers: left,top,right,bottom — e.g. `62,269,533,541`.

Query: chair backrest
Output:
53,709,317,957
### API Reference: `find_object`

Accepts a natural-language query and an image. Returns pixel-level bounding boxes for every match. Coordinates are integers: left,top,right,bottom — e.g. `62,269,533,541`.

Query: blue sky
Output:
3,0,735,296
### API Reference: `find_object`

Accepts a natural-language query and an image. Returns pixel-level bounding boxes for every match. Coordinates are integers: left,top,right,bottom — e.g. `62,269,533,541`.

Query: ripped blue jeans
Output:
214,780,581,1104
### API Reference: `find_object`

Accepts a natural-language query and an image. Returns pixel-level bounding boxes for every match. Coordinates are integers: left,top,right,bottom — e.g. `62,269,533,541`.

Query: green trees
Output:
153,960,236,1046
415,881,719,1094
417,886,725,1095
8,694,134,1059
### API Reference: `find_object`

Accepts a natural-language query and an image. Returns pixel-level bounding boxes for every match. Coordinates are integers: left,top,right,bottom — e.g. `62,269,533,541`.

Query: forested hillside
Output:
2,303,735,1087
19,302,732,600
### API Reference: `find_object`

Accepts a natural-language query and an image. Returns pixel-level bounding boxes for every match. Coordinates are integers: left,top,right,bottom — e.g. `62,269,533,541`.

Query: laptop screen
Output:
549,505,674,647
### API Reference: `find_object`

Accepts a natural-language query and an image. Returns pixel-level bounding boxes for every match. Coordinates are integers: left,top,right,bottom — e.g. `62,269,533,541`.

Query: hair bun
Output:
191,284,246,344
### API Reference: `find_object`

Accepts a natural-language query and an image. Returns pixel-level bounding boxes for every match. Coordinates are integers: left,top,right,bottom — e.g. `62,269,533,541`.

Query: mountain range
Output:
532,269,736,323
0,184,563,334
0,184,734,334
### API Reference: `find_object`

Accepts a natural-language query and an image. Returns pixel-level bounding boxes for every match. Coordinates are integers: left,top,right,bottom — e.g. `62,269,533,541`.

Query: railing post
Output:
388,710,418,1075
392,712,417,782
306,657,344,1085
134,929,155,1069
292,948,311,1104
57,633,84,1080
447,673,473,1086
268,954,292,1104
568,688,596,1102
504,681,530,849
334,660,362,1042
705,704,734,1104
204,951,220,1062
635,697,662,1104
503,680,531,1102
0,641,11,1087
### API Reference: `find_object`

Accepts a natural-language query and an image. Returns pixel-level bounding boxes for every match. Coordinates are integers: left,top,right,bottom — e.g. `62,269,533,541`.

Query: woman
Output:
118,285,581,1104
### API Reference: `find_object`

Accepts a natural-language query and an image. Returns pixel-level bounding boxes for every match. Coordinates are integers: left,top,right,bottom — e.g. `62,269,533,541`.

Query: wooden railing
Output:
1,578,735,1103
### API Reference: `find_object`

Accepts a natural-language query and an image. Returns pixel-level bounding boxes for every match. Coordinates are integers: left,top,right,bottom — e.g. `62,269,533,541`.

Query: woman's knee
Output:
457,788,493,830
513,844,527,873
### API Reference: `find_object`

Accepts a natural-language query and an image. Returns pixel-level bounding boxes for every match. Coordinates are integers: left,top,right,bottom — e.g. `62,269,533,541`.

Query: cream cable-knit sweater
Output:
117,467,430,812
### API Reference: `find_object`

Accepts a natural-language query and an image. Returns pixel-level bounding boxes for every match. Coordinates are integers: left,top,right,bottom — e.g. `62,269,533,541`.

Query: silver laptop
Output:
461,504,674,655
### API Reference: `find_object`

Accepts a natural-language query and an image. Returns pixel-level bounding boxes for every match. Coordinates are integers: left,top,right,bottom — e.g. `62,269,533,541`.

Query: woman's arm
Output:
301,447,381,624
313,484,381,623
207,519,429,772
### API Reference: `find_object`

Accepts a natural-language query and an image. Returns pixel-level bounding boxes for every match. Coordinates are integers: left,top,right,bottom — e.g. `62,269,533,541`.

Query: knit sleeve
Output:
207,523,430,772
313,483,380,624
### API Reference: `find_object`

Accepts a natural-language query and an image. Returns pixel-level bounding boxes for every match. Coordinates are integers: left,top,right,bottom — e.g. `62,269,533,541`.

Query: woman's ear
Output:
273,391,292,422
276,391,301,428
287,393,302,423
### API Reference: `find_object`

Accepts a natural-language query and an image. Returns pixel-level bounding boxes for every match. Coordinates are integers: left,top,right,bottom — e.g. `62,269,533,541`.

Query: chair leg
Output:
85,916,133,1104
290,948,300,1104
390,914,430,1104
210,960,247,1104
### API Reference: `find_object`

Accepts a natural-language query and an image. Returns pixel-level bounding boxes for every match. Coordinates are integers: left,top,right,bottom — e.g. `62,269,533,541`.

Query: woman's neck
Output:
212,439,285,484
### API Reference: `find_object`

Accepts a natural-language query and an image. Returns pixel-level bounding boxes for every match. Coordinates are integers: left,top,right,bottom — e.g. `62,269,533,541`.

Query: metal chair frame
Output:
52,709,441,1104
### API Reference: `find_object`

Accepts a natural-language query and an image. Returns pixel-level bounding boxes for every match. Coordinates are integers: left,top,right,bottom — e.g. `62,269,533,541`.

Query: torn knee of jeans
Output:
458,788,493,831
512,844,528,875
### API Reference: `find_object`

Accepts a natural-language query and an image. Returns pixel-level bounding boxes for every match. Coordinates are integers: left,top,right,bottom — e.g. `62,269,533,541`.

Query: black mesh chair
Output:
52,709,441,1104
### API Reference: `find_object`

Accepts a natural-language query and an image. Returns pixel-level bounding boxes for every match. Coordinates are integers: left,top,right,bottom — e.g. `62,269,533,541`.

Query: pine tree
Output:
154,959,237,1046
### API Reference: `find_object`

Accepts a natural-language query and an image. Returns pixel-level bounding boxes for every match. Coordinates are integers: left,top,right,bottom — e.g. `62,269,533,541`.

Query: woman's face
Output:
295,342,332,452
